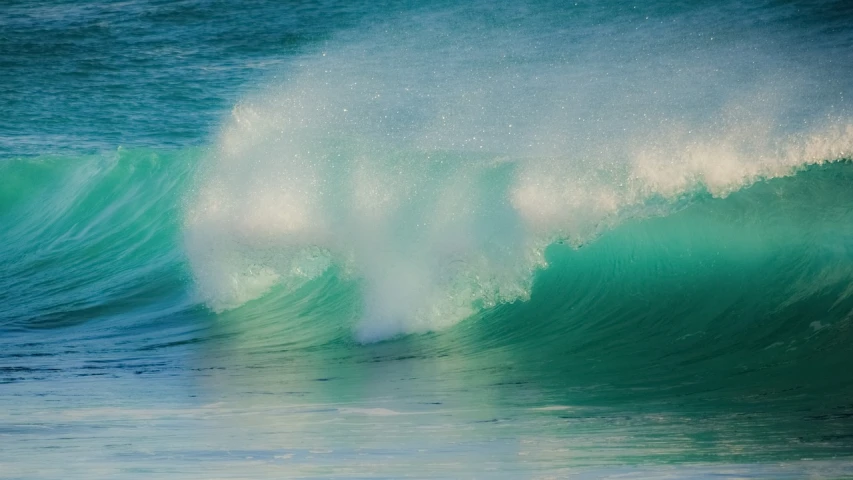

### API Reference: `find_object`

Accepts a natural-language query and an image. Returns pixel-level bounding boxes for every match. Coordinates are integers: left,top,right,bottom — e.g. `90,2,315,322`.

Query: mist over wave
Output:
182,7,853,341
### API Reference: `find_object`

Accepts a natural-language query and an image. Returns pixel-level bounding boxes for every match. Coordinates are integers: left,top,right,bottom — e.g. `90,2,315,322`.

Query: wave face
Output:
3,0,853,476
477,162,853,401
0,149,197,330
186,159,853,400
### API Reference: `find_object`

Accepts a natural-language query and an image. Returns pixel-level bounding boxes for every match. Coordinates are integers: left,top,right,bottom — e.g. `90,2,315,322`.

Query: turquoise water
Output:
3,1,853,478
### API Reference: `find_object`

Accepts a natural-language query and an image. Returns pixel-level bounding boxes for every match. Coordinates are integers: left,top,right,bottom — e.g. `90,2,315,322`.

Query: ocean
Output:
2,0,853,478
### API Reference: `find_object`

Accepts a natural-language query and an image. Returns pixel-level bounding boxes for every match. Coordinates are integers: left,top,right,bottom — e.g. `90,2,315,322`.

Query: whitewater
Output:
2,0,853,478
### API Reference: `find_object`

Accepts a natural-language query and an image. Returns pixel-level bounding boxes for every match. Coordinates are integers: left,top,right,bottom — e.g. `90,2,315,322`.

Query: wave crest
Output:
183,18,853,341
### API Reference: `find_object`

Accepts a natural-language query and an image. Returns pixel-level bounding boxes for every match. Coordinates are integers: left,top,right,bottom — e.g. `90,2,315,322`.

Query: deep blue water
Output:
2,1,853,478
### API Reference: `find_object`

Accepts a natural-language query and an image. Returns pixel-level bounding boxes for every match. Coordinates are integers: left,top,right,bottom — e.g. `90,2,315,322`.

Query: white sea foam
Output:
183,11,853,341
